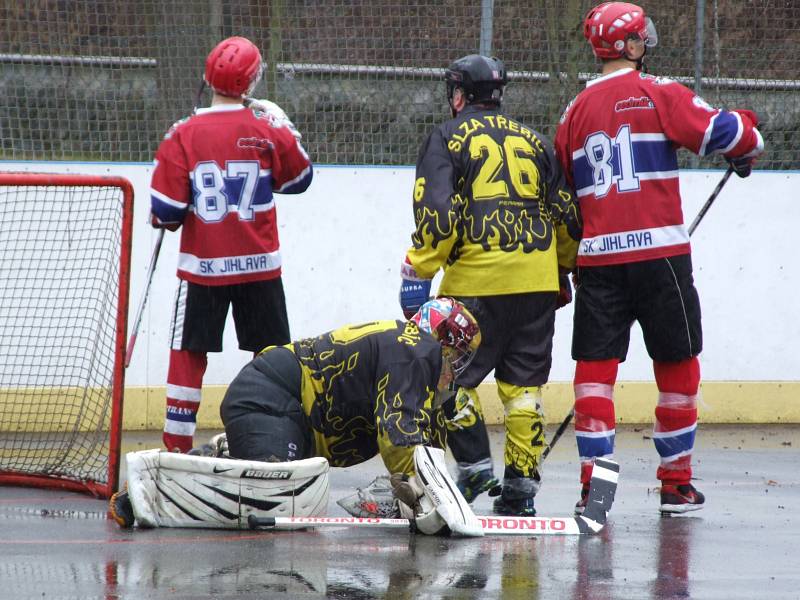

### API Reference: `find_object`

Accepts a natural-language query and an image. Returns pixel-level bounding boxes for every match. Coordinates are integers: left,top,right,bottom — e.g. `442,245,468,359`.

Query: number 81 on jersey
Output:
583,125,641,198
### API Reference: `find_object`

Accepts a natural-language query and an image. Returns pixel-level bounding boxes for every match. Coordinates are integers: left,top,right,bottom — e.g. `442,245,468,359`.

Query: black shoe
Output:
660,483,705,514
457,470,501,504
109,488,134,528
492,494,536,517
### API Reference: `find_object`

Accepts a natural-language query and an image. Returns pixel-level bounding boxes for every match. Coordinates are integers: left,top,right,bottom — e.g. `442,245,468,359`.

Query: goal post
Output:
0,172,133,498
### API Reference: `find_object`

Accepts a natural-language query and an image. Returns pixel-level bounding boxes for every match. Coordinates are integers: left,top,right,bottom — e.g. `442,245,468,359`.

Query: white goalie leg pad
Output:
413,446,484,537
126,449,329,529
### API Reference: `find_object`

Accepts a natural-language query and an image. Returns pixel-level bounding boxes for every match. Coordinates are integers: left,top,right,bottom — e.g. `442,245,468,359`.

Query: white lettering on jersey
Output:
178,251,282,277
578,225,688,257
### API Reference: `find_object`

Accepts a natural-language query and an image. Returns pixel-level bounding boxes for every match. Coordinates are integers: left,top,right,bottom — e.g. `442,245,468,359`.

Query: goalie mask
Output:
583,2,658,61
445,54,507,111
204,36,264,97
411,298,481,377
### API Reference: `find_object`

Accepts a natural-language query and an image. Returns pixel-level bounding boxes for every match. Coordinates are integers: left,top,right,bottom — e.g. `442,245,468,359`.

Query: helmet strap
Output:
623,37,648,72
633,44,648,72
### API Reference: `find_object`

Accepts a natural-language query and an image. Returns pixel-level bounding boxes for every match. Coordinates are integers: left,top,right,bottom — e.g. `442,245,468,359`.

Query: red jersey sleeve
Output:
649,77,764,159
267,127,313,194
150,123,191,226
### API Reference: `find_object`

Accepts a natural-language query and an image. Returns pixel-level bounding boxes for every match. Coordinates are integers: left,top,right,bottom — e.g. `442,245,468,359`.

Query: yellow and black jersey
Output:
407,105,582,296
287,319,446,475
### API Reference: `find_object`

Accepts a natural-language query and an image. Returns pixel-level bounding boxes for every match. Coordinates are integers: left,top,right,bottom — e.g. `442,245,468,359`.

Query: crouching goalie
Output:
111,298,485,536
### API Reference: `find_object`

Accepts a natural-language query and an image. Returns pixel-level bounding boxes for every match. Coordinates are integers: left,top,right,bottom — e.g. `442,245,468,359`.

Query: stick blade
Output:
579,457,619,532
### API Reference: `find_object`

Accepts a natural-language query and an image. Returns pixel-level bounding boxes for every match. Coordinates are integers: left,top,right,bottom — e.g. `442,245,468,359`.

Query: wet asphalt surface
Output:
0,424,798,600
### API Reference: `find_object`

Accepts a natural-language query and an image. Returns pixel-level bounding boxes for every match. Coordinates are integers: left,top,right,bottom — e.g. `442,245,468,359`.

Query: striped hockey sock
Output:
163,349,208,453
653,357,700,485
574,359,619,487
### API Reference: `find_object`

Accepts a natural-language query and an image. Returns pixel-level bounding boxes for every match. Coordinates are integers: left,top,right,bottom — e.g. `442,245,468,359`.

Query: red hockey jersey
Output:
150,104,313,285
555,68,763,267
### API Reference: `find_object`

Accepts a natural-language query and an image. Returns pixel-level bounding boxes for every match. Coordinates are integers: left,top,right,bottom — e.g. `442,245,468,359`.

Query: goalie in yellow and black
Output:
399,54,582,517
220,298,479,477
111,298,484,534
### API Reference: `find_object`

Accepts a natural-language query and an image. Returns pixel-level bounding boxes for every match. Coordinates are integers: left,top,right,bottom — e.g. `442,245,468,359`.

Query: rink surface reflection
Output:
0,424,797,599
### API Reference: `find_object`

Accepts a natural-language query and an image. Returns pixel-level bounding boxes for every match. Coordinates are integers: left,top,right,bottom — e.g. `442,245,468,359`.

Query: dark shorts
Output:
220,347,312,462
454,293,557,389
169,278,290,353
572,254,702,363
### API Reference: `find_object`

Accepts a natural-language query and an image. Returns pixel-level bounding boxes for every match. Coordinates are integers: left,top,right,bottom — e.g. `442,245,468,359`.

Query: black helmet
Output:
445,54,507,106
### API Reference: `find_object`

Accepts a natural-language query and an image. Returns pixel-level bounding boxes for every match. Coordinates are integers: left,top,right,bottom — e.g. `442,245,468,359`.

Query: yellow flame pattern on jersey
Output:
406,110,581,296
289,321,442,475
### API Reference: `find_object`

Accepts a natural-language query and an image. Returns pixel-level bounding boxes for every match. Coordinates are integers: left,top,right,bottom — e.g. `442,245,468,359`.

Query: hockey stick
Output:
125,84,207,369
124,228,165,368
541,407,575,461
543,166,735,458
249,458,618,536
687,164,735,236
248,514,589,535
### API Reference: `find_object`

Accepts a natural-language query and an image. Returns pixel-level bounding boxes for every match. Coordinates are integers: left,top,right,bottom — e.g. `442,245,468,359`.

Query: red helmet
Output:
583,2,658,60
411,298,481,377
204,36,263,97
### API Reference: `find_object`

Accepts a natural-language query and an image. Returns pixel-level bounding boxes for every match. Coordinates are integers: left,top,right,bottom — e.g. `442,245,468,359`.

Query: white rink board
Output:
2,162,798,385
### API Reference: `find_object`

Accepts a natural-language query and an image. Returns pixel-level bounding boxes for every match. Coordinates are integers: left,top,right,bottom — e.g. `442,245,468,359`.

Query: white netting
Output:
0,177,131,497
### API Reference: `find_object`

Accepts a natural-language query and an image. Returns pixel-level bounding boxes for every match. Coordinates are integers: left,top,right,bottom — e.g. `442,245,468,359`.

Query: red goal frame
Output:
0,172,133,498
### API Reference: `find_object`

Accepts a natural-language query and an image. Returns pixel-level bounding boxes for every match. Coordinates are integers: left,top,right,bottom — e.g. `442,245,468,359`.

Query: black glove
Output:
727,156,754,179
150,213,181,231
556,268,572,309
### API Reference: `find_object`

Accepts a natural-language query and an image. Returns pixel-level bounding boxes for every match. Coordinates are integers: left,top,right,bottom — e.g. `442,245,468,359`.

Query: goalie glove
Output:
245,97,302,140
399,256,432,320
389,472,449,535
336,475,400,518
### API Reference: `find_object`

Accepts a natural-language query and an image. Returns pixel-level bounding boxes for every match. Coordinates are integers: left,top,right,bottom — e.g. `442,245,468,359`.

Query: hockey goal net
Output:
0,173,133,498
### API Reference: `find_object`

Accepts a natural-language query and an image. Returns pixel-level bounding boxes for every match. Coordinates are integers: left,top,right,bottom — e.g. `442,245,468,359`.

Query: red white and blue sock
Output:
653,357,700,486
162,349,207,453
574,359,619,488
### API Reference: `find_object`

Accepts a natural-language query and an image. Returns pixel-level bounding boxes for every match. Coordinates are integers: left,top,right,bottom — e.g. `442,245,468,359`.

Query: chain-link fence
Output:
1,1,798,168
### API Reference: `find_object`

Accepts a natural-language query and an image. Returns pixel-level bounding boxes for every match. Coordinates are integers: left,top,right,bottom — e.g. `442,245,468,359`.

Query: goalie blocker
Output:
112,449,329,529
390,445,484,537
